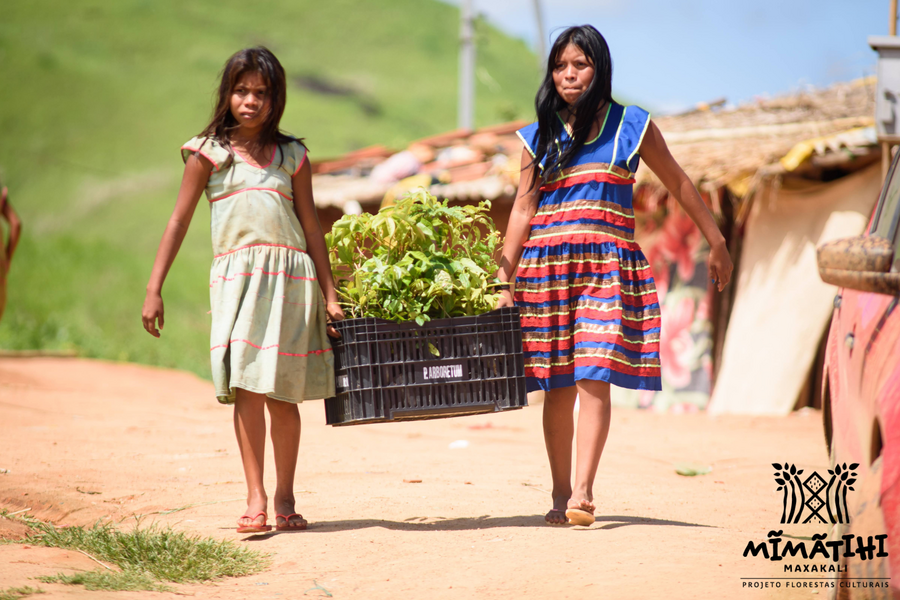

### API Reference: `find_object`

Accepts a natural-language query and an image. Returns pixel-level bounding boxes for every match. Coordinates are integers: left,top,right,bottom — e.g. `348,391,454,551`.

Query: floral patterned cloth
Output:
611,203,715,411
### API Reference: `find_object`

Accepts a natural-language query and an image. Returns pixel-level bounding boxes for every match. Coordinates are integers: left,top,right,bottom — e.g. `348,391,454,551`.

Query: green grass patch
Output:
39,571,169,593
0,587,44,600
22,519,269,592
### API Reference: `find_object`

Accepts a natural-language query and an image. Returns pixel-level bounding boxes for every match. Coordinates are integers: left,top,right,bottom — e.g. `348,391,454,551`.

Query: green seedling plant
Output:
326,190,503,324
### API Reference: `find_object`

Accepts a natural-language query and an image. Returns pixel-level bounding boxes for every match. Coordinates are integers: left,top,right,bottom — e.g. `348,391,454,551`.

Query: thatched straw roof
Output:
311,78,877,211
642,77,876,191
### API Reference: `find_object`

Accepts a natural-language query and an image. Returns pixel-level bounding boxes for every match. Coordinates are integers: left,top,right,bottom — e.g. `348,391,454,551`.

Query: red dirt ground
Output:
0,357,834,599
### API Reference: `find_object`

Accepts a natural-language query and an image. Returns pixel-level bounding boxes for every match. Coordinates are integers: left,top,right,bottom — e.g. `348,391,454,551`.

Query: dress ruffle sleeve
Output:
619,106,651,173
285,139,308,177
181,136,231,172
515,122,541,167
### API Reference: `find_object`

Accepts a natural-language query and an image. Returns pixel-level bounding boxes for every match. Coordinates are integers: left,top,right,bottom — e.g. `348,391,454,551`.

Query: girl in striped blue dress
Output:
496,25,733,526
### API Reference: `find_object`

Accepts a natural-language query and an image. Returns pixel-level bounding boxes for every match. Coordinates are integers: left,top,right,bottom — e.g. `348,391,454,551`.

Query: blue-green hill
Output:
0,0,540,376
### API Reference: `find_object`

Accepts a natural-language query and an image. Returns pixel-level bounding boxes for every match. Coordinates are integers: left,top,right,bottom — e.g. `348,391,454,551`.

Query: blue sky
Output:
444,0,887,114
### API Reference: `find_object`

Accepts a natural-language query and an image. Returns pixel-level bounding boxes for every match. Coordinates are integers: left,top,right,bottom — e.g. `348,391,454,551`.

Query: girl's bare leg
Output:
234,388,269,528
542,385,578,523
266,398,305,528
569,379,612,514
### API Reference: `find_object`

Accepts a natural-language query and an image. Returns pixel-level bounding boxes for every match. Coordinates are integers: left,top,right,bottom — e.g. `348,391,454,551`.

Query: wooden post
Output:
884,142,891,180
881,5,897,177
458,0,475,131
892,0,898,35
532,0,546,68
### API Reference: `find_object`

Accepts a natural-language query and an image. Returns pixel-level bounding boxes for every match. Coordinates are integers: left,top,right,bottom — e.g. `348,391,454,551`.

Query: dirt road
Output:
0,358,834,599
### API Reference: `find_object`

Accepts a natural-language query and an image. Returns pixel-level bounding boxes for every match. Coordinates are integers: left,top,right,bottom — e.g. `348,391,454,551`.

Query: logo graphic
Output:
773,462,858,524
741,460,888,589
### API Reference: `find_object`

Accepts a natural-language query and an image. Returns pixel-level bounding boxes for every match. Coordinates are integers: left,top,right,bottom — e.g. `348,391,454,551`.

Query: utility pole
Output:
458,0,475,131
532,0,546,68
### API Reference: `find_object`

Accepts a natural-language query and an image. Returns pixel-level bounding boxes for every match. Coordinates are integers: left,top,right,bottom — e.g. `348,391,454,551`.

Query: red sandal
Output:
236,511,271,533
275,513,307,531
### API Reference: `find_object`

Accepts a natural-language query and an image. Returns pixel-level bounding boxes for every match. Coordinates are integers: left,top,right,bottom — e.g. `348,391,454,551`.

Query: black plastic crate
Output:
324,307,527,426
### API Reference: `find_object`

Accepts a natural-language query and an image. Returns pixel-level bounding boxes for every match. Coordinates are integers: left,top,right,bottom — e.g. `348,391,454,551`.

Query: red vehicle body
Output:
820,154,900,599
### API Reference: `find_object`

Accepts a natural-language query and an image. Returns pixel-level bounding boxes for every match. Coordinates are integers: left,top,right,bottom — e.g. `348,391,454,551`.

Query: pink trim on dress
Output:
181,146,221,172
213,243,307,258
210,339,332,357
233,144,277,169
209,187,292,203
292,147,308,177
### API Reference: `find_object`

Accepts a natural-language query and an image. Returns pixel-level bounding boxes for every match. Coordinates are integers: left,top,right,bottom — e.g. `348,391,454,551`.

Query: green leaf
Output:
458,257,484,273
416,222,435,238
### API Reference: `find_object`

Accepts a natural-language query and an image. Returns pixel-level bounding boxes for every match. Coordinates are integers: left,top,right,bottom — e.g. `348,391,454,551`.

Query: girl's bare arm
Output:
142,153,212,337
496,148,541,307
292,157,344,334
639,120,734,291
0,187,22,264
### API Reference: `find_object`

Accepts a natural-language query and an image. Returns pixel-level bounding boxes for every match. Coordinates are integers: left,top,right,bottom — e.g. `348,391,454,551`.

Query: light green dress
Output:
181,136,335,404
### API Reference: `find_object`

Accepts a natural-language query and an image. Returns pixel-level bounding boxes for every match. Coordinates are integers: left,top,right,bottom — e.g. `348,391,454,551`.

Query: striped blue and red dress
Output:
515,102,662,392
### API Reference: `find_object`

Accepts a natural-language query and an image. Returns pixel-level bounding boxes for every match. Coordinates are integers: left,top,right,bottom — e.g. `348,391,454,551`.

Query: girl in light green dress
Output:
142,47,343,534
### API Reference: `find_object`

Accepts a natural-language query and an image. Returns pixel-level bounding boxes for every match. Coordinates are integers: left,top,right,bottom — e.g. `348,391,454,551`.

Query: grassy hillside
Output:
0,0,540,377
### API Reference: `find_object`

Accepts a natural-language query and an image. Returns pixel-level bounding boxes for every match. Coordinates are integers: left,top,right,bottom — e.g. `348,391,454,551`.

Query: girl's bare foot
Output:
275,513,307,530
545,496,570,525
565,497,595,526
274,494,307,530
237,493,268,530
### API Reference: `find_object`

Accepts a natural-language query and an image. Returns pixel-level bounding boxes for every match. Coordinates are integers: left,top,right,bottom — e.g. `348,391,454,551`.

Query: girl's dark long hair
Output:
530,25,613,188
198,46,301,169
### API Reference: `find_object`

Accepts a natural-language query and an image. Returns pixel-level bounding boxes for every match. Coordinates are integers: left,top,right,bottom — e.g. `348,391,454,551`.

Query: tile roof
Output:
311,78,877,209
